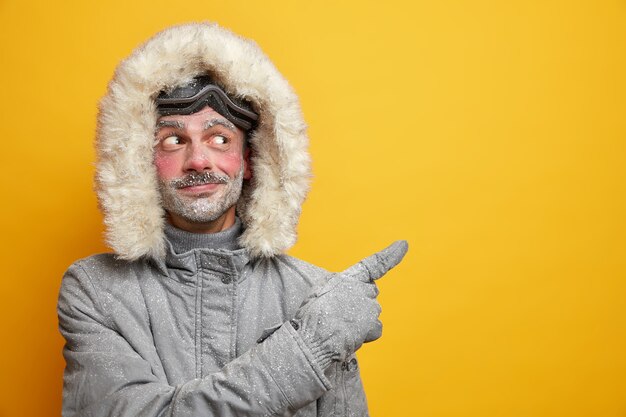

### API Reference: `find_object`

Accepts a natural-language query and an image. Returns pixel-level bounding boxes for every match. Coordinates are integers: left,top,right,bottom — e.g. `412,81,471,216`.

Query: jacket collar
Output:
164,217,243,253
152,218,251,280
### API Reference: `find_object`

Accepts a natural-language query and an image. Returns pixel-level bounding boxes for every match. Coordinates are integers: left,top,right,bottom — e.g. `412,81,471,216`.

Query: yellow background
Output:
1,1,625,416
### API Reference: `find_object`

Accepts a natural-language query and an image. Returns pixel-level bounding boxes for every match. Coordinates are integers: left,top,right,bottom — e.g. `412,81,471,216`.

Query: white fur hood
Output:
95,23,311,260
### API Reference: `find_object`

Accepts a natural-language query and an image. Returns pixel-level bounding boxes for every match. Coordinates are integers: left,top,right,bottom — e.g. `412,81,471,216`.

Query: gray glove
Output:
292,241,408,370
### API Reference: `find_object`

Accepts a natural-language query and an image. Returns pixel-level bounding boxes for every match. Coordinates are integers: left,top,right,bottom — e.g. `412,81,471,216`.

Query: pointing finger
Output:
342,240,409,282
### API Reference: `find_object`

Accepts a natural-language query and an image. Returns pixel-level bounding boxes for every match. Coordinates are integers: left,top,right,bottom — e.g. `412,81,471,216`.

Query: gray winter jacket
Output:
58,221,369,416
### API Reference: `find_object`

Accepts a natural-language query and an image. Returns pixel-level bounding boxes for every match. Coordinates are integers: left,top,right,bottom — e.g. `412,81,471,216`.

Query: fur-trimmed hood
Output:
96,23,310,260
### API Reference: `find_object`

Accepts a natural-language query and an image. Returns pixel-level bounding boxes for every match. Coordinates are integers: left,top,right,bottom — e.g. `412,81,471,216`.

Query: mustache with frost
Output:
169,172,230,189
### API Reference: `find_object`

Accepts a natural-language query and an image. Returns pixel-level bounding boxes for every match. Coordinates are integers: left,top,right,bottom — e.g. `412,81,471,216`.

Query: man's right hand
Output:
292,241,409,369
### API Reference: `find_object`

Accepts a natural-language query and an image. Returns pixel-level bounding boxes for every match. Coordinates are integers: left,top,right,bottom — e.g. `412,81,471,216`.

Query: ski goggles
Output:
155,76,259,132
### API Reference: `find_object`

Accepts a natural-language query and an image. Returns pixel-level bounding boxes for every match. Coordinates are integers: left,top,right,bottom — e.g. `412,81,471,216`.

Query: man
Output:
58,23,408,416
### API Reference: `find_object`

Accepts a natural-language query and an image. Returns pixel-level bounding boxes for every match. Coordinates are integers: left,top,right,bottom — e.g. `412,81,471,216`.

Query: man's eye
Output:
214,135,228,145
162,136,182,148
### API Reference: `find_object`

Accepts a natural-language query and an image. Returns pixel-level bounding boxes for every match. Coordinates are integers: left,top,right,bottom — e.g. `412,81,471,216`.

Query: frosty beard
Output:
159,167,244,224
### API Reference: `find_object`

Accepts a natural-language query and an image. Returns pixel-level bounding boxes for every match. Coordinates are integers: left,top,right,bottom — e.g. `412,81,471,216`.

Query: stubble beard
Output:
159,167,244,224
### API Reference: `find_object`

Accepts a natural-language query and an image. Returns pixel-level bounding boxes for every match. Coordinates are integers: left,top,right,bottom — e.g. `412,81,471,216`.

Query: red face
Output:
154,106,251,232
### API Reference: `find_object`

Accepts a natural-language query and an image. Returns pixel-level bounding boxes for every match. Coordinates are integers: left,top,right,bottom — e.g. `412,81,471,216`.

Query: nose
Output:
183,142,213,172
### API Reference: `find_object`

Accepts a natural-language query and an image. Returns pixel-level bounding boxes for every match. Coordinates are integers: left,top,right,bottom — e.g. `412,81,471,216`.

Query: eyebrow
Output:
204,118,236,132
155,118,237,132
156,120,184,130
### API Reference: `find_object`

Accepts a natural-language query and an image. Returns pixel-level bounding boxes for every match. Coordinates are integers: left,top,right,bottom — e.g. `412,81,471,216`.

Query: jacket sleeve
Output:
58,263,332,417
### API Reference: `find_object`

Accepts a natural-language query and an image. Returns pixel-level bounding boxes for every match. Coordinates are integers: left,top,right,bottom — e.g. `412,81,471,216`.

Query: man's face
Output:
154,106,251,230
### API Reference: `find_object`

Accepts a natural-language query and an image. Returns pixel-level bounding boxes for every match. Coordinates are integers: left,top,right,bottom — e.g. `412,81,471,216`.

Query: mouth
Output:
179,182,223,194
